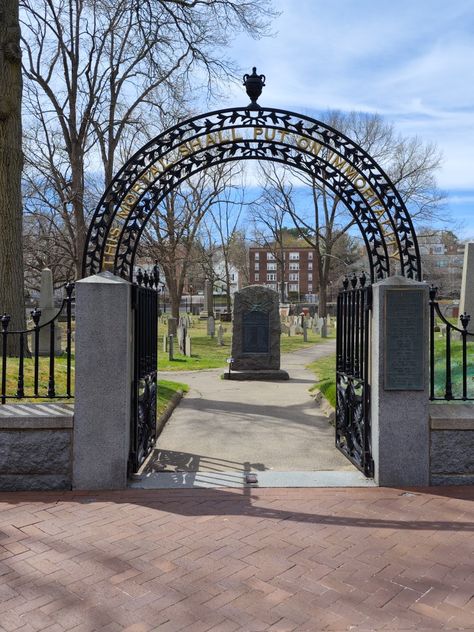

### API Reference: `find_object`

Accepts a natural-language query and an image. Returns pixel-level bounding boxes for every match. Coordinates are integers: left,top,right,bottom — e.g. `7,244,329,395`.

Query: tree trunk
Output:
71,147,87,278
0,1,25,354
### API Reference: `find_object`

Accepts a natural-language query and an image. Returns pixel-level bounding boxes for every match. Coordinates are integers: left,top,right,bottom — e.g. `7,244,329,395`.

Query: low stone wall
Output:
430,404,474,485
0,404,74,491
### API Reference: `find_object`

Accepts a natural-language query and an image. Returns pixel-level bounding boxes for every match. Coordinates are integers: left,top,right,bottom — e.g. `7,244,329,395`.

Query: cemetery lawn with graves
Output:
158,317,335,371
2,355,187,414
307,326,474,410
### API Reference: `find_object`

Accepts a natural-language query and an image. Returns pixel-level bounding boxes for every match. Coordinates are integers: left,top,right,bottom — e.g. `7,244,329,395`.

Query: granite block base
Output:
223,369,289,381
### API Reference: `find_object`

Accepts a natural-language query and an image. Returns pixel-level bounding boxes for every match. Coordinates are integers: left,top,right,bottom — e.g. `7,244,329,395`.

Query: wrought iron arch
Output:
83,95,422,282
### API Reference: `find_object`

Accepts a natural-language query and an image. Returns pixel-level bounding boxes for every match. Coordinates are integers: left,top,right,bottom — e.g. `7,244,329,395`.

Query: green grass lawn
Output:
308,353,337,409
432,329,474,399
158,319,335,371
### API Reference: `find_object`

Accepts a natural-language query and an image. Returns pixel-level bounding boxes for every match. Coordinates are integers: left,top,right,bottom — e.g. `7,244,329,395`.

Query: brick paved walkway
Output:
0,486,473,631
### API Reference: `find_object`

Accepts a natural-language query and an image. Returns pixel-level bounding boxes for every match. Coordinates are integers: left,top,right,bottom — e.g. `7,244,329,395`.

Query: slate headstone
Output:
207,315,215,338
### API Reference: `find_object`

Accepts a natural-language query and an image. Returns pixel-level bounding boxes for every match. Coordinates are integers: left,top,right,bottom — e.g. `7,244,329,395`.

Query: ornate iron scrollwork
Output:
83,105,422,285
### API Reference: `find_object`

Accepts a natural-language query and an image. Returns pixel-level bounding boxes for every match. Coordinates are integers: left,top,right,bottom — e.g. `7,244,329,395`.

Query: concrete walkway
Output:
138,342,358,487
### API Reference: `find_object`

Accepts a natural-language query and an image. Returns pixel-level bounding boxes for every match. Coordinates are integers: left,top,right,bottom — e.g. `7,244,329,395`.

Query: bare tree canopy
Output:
20,0,276,278
249,111,445,315
140,163,238,318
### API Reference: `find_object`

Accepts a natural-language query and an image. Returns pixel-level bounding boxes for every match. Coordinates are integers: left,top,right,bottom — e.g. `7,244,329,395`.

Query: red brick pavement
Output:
0,486,473,631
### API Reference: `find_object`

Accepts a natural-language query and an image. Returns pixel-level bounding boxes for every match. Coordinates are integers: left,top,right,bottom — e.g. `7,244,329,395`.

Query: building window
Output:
255,252,259,260
289,262,299,271
289,283,298,292
268,283,277,290
255,273,259,281
308,273,312,281
255,262,259,270
267,273,276,281
289,252,299,260
308,252,313,260
289,273,299,281
267,262,277,271
308,284,313,292
308,262,313,270
267,252,276,260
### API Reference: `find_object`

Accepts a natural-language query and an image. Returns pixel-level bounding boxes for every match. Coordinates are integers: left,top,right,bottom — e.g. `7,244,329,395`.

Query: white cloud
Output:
222,0,474,193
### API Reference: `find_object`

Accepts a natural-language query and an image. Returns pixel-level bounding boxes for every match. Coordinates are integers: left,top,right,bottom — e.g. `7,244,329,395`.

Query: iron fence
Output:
0,283,75,404
429,286,474,401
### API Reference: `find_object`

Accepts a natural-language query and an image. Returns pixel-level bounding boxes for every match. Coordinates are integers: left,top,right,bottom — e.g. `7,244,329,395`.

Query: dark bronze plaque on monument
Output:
242,310,270,354
385,289,425,390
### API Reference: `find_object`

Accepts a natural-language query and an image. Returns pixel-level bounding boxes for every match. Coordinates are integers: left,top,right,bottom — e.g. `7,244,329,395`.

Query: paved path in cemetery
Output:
0,486,473,631
144,341,356,485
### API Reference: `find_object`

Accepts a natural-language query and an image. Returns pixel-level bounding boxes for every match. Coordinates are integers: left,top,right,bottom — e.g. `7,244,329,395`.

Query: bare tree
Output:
0,0,26,351
141,165,236,318
197,168,247,312
249,164,292,303
20,0,276,277
253,112,445,316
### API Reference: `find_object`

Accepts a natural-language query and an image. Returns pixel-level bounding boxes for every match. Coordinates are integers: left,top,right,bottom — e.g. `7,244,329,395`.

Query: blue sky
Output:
220,0,474,238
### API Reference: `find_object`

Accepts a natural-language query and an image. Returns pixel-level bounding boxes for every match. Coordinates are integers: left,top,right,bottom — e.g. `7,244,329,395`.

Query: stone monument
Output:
224,285,289,380
459,242,474,334
38,268,62,356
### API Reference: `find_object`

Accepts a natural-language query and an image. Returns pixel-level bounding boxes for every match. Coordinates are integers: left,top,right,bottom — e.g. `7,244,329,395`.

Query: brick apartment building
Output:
248,246,317,301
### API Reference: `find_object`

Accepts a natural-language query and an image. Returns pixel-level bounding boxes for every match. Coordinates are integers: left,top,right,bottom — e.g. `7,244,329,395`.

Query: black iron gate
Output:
129,270,159,474
335,274,374,477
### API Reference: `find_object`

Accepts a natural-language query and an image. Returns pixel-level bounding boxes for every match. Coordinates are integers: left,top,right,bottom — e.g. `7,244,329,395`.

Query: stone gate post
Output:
371,276,430,486
73,272,133,489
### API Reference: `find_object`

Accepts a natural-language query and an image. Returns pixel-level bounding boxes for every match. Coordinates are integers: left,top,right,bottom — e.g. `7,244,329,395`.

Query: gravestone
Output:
185,335,192,357
168,335,174,360
167,317,177,336
289,325,296,336
225,285,289,380
162,334,168,352
207,315,215,338
321,317,328,338
459,242,474,334
38,268,62,356
217,323,224,346
280,322,289,335
303,320,308,342
177,317,187,354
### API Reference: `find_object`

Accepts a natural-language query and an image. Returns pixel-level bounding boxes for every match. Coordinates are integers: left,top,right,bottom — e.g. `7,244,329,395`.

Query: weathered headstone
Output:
162,334,168,352
207,315,215,338
167,317,177,336
38,268,62,356
177,318,187,354
459,242,474,334
168,334,174,360
289,325,296,336
321,317,328,338
185,336,192,357
217,323,224,346
280,322,289,335
225,285,289,380
303,320,308,342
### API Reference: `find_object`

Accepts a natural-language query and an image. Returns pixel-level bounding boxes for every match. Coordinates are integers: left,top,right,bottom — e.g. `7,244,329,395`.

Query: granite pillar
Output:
371,277,430,486
73,272,132,490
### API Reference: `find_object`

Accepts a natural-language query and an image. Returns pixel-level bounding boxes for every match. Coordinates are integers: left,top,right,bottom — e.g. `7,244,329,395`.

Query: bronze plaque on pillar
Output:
384,288,425,390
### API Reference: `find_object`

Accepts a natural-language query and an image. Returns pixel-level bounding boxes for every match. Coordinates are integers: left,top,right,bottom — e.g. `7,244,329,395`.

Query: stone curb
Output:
157,390,184,438
134,389,185,478
311,388,335,425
